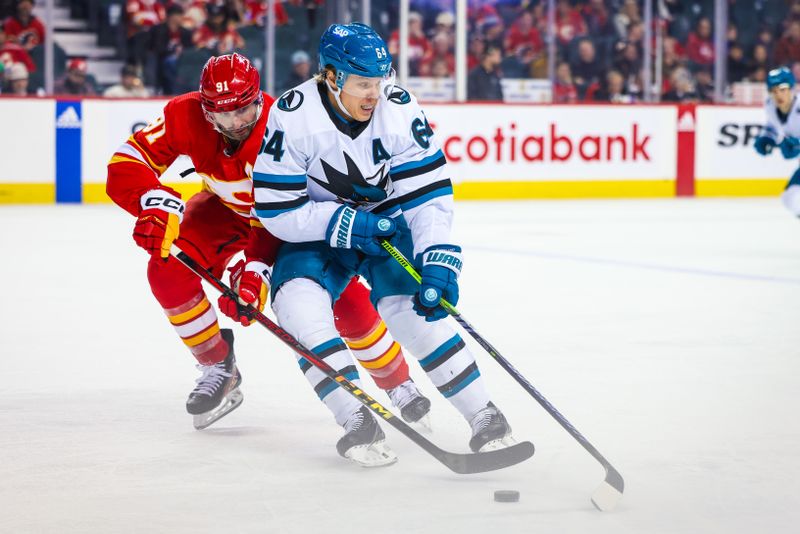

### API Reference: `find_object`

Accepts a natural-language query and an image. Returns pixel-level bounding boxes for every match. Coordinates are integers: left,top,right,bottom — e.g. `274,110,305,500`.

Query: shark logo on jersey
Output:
385,86,411,105
278,90,304,112
309,152,391,204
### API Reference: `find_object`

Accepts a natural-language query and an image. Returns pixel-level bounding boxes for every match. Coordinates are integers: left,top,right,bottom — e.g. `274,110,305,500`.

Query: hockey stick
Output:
381,240,624,511
169,244,534,475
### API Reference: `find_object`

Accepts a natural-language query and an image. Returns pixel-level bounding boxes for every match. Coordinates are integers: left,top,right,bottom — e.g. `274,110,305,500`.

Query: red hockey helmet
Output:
200,53,263,140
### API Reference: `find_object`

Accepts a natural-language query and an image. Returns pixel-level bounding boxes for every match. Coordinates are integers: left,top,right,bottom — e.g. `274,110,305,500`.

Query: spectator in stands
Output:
686,17,714,69
748,43,771,81
181,1,208,30
553,61,578,103
753,26,775,62
4,60,28,94
582,0,614,38
281,49,311,92
194,3,244,54
662,66,699,102
388,11,431,77
431,11,455,47
727,43,748,83
126,0,165,66
467,35,485,71
504,9,544,78
775,20,800,65
555,0,587,47
148,3,193,95
604,70,633,103
103,63,150,97
468,44,503,101
419,32,455,77
693,67,714,102
749,66,767,83
54,58,96,95
0,60,4,92
2,0,45,50
613,0,640,40
570,38,602,99
429,57,451,79
613,42,641,89
480,14,505,52
0,24,34,73
468,0,499,29
504,10,543,59
240,0,290,27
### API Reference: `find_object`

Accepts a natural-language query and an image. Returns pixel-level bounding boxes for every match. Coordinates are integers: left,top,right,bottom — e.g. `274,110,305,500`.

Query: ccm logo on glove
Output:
142,195,186,213
133,188,185,260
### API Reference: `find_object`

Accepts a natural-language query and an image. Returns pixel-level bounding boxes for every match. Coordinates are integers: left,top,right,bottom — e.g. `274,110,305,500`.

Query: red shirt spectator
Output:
388,12,431,69
555,0,587,46
553,61,577,103
242,1,289,26
467,36,485,71
54,58,96,95
504,11,544,56
418,32,455,77
685,17,714,66
194,5,244,54
126,0,165,38
3,0,45,50
0,26,35,72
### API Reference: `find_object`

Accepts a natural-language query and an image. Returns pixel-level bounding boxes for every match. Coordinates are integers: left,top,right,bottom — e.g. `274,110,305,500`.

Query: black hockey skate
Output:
387,379,432,427
186,329,243,430
468,402,516,453
336,406,397,467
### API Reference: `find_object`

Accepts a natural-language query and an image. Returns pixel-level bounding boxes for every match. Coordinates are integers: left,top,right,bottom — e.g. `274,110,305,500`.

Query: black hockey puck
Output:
493,490,520,503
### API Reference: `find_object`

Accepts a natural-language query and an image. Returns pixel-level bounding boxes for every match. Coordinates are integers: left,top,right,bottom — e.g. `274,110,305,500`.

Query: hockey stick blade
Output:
170,245,534,475
382,240,625,507
433,440,535,475
591,465,624,511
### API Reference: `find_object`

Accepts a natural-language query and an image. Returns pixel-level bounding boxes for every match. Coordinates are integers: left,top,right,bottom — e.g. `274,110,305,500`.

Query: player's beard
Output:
222,123,254,142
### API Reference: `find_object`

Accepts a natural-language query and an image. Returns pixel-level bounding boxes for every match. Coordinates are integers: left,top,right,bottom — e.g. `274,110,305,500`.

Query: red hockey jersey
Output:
107,90,275,219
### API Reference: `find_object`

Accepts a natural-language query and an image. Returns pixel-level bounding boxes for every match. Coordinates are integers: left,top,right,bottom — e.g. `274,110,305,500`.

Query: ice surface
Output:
1,198,799,533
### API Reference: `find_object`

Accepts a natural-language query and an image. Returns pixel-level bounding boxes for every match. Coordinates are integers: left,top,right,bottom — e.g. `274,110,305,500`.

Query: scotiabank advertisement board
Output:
424,104,677,182
694,105,795,194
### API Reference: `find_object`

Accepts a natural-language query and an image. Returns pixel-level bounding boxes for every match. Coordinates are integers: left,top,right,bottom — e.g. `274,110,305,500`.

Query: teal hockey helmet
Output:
767,66,795,90
318,22,393,89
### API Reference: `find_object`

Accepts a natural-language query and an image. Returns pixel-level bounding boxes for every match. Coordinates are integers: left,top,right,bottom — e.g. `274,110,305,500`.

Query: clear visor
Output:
207,99,263,139
340,68,396,99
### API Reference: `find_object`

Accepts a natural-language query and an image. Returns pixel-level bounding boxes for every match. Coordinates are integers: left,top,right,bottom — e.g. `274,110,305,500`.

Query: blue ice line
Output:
469,245,800,286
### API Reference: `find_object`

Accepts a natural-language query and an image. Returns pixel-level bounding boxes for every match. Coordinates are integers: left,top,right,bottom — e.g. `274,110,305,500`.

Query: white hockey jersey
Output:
251,78,454,256
762,94,800,141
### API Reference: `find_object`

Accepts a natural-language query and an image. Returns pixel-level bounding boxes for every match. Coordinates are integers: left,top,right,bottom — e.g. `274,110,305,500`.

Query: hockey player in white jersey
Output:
251,22,515,466
754,66,800,216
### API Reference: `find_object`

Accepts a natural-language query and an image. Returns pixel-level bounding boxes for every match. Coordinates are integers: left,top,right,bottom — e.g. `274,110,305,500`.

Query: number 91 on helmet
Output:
200,53,263,141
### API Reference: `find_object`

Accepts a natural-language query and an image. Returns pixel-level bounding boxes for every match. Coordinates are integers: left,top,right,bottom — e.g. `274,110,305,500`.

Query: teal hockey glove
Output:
754,135,776,156
326,205,396,256
413,245,463,322
780,136,800,159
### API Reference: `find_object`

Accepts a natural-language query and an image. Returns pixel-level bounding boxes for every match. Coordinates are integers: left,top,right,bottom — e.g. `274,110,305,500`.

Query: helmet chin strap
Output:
326,78,354,120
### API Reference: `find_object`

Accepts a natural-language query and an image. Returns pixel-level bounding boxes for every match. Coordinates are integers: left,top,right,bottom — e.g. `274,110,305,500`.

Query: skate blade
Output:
192,388,244,430
344,440,398,468
412,414,432,432
478,434,518,453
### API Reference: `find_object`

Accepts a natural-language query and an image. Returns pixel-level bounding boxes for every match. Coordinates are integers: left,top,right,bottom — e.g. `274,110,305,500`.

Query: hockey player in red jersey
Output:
106,53,430,430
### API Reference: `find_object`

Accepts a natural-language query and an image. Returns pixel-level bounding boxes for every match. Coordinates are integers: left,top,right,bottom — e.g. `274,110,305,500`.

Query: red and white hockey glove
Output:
132,188,185,260
218,259,272,326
